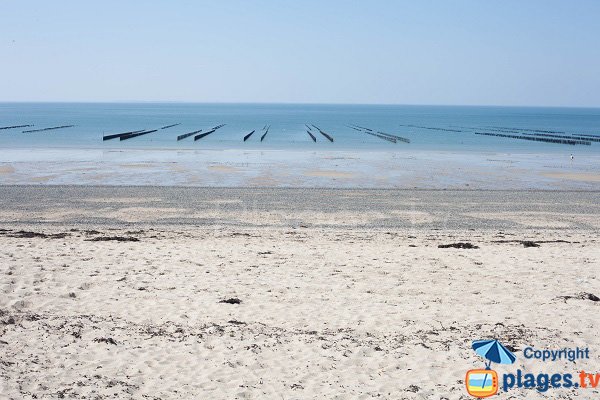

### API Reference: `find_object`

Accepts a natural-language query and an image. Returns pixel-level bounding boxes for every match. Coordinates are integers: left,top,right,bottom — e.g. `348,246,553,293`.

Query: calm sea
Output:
0,103,599,154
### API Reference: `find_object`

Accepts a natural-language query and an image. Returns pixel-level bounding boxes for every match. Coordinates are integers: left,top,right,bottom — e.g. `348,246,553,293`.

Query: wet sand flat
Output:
541,171,600,182
2,148,600,190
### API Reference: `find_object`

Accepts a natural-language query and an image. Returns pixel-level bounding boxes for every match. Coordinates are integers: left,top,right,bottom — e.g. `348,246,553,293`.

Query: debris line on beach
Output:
94,337,118,345
555,292,600,303
85,236,140,242
219,298,242,304
438,242,479,249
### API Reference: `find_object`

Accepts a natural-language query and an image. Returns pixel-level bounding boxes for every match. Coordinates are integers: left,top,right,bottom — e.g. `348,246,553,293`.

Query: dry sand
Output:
0,187,598,399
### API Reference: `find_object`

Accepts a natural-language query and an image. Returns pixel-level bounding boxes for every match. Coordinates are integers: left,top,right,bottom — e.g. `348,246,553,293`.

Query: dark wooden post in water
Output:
260,125,270,142
119,129,158,141
311,125,334,142
306,130,316,142
350,124,410,144
160,123,181,130
474,132,590,146
522,132,600,143
177,129,202,141
22,125,75,133
376,131,410,143
103,129,145,141
194,129,216,141
319,129,334,142
243,130,255,141
0,124,33,130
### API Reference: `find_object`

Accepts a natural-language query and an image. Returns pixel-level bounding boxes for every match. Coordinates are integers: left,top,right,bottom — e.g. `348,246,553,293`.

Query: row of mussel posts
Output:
397,124,598,146
4,122,594,146
0,123,409,144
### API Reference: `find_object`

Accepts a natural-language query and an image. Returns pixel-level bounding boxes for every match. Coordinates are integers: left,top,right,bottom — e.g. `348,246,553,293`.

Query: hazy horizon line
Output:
1,100,599,110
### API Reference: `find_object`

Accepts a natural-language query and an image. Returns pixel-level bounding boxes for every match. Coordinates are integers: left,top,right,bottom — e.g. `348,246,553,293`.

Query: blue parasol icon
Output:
472,339,516,389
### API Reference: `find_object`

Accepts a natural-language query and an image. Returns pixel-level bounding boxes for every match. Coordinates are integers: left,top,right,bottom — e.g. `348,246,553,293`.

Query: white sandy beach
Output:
0,187,598,399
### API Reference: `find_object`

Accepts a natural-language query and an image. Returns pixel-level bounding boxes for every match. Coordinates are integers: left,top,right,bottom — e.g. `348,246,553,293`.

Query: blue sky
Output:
1,0,599,106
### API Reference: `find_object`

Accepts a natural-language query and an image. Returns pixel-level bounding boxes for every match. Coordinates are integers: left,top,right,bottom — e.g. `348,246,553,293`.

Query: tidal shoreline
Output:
1,148,599,189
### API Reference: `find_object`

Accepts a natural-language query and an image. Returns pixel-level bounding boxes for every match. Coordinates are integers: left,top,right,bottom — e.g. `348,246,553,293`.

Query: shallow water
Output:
1,103,599,189
1,103,599,153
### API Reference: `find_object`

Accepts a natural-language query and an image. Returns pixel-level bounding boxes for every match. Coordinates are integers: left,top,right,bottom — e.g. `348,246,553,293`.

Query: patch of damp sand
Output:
30,175,56,183
388,210,436,224
208,165,240,173
466,212,574,228
305,170,355,179
0,165,15,174
106,207,190,222
541,172,600,182
119,163,154,169
82,198,164,204
247,174,280,186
